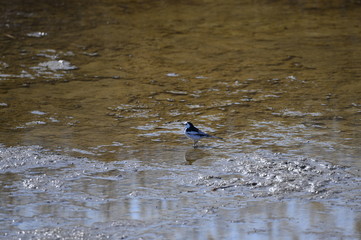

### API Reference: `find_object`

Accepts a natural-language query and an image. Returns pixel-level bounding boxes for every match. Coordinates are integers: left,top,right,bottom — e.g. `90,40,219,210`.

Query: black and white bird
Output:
183,121,223,147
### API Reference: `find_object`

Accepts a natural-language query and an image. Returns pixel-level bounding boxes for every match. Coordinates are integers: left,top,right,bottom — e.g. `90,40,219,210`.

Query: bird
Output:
183,121,223,147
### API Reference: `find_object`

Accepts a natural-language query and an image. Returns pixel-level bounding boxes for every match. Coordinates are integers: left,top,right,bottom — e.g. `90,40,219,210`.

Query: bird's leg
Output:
193,140,198,148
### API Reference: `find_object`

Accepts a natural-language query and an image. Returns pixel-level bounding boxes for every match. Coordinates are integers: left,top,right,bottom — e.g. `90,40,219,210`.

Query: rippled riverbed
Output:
0,0,361,239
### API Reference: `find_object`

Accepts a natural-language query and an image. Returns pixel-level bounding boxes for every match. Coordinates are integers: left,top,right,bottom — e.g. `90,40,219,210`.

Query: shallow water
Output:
0,145,360,239
0,0,361,239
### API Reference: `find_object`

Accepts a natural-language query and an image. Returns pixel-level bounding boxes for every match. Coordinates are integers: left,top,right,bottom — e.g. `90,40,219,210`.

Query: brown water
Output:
1,0,361,239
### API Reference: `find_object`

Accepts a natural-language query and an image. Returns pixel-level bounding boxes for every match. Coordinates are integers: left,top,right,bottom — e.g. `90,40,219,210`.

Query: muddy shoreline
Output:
1,145,360,239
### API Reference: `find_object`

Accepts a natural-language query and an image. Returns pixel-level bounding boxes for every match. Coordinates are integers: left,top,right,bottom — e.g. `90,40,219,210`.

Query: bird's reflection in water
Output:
184,148,210,165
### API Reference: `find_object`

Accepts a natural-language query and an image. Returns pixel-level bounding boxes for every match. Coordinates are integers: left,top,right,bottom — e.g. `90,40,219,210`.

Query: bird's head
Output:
183,121,194,128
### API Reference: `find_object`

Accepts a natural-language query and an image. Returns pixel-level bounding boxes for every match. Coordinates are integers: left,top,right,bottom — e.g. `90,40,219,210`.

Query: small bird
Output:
183,121,223,147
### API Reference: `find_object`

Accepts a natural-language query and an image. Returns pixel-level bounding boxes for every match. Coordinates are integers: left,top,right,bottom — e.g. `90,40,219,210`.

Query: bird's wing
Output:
186,129,211,137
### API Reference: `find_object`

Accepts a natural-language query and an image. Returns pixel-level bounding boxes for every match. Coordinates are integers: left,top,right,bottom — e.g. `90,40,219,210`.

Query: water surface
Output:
0,0,361,239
